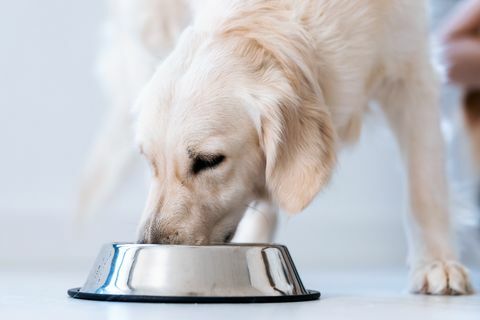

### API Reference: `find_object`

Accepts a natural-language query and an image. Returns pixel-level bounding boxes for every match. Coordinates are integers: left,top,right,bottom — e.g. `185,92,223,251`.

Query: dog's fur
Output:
80,0,474,294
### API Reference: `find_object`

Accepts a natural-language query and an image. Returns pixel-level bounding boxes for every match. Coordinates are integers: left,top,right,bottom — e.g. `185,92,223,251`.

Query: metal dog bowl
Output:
68,243,320,303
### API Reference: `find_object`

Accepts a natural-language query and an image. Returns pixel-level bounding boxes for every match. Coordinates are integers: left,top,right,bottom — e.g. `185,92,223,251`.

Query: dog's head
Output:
135,25,335,244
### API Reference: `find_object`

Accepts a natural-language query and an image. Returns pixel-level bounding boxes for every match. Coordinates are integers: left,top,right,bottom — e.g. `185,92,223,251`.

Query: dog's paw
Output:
409,260,474,295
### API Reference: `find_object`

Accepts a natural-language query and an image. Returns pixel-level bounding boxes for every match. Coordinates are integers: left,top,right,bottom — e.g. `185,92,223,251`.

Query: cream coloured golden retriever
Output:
79,0,474,295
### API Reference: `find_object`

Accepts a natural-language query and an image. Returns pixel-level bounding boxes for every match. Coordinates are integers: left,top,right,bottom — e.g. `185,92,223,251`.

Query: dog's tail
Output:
75,0,191,222
75,106,137,222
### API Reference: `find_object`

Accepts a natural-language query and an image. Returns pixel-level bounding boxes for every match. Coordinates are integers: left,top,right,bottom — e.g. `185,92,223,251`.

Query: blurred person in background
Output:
441,0,480,170
439,0,480,266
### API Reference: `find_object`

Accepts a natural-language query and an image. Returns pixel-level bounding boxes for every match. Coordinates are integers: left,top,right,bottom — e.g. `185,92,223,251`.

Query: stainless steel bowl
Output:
68,243,319,303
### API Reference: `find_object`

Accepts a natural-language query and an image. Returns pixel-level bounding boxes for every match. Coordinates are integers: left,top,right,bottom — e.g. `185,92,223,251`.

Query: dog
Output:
79,0,474,295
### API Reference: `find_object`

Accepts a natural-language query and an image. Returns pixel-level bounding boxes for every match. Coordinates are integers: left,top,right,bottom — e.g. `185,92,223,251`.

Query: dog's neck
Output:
190,0,345,139
205,1,327,99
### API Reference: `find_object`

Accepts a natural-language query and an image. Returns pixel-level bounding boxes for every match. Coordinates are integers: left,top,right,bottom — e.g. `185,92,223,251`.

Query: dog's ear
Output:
260,95,336,214
220,18,336,213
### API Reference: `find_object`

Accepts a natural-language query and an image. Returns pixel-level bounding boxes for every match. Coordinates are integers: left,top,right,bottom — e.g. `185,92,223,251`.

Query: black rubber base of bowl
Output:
67,287,320,304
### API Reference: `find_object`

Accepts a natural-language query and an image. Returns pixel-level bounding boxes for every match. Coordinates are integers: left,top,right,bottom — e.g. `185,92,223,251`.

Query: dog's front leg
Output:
232,201,278,243
379,64,473,294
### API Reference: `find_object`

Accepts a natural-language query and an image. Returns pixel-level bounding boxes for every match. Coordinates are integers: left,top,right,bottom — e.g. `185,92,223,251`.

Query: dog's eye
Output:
192,154,225,174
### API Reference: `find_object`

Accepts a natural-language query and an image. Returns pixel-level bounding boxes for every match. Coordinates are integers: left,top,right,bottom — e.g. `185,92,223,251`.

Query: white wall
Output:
0,0,105,213
0,0,476,273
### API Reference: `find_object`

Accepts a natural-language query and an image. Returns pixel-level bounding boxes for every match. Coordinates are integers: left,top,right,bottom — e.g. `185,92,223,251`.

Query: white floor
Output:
1,268,479,320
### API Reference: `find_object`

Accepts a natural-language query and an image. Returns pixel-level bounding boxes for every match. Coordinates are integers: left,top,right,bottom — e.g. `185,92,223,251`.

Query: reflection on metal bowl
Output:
68,243,320,303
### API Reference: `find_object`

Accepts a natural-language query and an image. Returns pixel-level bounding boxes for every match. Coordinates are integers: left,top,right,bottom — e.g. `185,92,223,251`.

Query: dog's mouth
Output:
222,231,235,243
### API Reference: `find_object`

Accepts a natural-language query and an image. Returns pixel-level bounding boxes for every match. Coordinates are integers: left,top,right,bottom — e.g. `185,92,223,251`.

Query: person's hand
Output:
440,0,480,89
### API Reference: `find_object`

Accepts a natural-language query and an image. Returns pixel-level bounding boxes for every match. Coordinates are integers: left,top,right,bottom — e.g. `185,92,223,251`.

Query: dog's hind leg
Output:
378,58,474,294
76,0,189,219
232,201,278,243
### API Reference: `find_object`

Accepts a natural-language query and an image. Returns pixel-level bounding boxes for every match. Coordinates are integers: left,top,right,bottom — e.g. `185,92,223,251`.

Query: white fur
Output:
80,0,473,295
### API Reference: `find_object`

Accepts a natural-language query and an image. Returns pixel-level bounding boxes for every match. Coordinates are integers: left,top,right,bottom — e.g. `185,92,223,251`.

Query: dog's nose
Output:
138,227,181,244
138,226,210,245
155,232,180,244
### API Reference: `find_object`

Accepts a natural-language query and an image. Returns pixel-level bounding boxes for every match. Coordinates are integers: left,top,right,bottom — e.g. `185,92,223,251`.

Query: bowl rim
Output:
67,287,320,303
108,242,288,248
